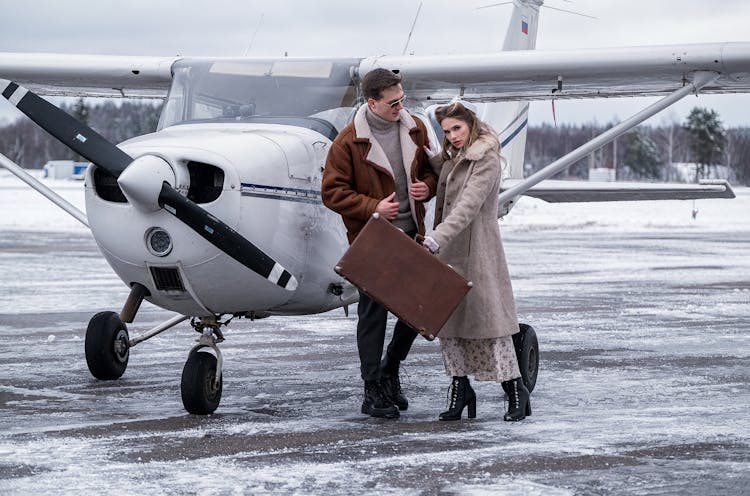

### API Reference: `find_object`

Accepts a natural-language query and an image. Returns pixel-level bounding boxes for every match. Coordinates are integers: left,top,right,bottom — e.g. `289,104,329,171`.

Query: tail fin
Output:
501,0,542,51
475,0,542,180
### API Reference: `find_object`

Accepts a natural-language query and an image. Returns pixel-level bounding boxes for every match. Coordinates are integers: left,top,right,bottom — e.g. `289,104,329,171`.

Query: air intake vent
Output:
149,267,185,292
187,161,224,204
93,167,127,203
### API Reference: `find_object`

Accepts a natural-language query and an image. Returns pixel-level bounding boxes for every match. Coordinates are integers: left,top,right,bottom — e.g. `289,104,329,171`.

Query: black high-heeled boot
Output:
439,376,477,421
502,377,531,421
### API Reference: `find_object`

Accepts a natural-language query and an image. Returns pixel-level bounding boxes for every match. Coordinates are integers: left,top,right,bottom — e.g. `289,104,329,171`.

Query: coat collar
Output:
349,104,422,226
353,104,417,140
463,128,501,162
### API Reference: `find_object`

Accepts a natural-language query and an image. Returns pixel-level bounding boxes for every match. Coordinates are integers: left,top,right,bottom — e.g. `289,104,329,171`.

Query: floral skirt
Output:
440,336,521,383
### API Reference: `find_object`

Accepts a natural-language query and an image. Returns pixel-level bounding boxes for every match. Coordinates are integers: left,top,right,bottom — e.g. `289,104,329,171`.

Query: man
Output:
322,68,438,419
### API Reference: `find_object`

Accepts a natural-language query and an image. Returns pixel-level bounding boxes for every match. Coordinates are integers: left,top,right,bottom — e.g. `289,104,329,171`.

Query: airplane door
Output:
281,134,315,181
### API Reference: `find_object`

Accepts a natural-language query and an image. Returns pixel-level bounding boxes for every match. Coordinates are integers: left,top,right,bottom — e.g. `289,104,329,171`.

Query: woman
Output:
422,101,530,422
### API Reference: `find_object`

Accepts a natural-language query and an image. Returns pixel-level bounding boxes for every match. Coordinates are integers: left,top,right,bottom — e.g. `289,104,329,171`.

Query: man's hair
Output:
361,68,402,100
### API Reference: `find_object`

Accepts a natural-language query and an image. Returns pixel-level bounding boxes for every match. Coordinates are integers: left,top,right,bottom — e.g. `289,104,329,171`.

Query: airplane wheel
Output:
85,311,129,380
504,323,539,394
181,350,222,415
514,323,539,393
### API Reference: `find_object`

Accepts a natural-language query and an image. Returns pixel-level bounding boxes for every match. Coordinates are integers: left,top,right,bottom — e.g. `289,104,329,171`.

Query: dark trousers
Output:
356,290,418,381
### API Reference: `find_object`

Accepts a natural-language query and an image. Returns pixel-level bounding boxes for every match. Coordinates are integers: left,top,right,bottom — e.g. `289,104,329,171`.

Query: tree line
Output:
0,99,161,168
526,108,750,185
1,100,748,186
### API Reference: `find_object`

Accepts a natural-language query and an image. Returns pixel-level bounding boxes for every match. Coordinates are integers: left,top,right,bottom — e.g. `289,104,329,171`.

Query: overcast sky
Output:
1,0,750,127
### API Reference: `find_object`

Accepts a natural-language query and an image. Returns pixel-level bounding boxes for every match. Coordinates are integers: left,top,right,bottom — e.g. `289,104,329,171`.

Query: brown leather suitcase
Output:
334,213,472,340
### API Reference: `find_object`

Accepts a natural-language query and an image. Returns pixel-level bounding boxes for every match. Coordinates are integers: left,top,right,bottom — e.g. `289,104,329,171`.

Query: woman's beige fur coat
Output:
430,127,519,339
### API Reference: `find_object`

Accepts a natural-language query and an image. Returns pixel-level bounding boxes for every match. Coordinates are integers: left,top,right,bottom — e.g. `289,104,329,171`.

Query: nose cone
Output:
118,154,175,212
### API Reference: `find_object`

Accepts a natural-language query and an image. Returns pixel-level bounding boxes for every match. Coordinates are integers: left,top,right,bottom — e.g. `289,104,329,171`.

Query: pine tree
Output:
684,107,725,182
622,129,662,179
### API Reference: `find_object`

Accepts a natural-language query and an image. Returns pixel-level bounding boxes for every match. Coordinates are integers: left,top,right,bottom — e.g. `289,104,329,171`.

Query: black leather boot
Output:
502,377,531,421
439,376,477,421
361,380,399,418
380,354,408,411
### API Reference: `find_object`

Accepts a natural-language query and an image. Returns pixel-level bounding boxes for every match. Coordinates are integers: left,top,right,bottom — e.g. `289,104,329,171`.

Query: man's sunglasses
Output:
388,94,406,108
385,95,407,108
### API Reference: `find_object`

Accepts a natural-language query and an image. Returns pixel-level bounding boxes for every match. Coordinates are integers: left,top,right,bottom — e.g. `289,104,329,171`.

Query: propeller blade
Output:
1,79,132,177
2,79,298,291
159,184,298,291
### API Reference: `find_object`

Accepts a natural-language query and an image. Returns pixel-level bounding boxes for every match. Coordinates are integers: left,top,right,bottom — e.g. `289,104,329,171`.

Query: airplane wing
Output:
0,53,177,98
2,41,750,100
362,42,750,102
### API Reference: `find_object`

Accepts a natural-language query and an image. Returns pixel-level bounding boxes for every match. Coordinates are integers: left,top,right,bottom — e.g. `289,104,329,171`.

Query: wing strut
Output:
497,71,721,216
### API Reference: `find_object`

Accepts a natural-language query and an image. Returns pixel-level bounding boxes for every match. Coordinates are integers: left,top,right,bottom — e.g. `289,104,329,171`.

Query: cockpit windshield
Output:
158,58,361,138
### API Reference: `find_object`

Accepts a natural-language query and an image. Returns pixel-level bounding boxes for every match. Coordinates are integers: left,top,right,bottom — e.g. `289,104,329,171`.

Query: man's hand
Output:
375,192,399,220
410,181,429,201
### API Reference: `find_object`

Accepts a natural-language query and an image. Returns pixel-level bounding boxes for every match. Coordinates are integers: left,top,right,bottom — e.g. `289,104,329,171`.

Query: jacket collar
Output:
353,104,417,141
351,104,420,179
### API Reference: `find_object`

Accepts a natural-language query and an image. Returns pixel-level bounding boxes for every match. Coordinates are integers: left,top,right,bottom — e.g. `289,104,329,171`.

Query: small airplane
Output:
1,0,747,414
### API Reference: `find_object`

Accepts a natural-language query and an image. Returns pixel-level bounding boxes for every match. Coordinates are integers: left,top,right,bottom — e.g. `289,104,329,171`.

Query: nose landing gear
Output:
181,316,227,415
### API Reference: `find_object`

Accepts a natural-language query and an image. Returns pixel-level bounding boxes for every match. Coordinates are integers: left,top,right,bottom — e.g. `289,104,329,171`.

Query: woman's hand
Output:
421,236,439,254
410,181,429,201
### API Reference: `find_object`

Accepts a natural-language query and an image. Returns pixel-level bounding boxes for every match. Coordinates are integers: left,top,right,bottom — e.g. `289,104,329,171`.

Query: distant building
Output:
42,160,90,180
588,167,616,182
667,162,735,183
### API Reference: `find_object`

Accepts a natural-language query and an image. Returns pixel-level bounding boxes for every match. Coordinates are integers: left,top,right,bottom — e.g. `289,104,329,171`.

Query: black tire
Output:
181,351,222,415
503,323,540,395
85,311,129,380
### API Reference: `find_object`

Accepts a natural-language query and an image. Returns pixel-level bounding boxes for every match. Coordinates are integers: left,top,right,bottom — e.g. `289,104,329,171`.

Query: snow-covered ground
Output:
0,171,748,495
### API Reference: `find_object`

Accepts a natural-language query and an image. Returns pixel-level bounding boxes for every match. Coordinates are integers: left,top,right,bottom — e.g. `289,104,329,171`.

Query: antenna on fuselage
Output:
244,12,265,56
537,3,596,19
402,1,423,55
478,1,597,20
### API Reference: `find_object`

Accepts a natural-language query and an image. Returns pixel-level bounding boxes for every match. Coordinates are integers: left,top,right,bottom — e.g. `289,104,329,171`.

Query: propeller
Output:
1,79,297,291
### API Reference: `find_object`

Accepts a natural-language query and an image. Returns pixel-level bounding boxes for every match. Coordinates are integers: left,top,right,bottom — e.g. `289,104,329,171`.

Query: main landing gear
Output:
83,282,226,415
516,323,539,393
85,311,130,380
503,322,540,396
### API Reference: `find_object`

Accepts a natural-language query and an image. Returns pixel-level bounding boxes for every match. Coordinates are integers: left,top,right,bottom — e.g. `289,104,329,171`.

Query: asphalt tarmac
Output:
1,221,748,494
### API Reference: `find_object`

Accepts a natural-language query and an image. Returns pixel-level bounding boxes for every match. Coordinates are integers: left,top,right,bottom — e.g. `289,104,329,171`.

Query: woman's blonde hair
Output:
434,101,483,160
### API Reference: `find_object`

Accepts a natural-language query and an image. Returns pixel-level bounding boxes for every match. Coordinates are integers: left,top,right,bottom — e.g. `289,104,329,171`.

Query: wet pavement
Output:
1,207,749,494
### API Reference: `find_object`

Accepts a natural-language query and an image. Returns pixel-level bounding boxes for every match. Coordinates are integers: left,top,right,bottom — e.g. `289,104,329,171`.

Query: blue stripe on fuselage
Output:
500,118,528,148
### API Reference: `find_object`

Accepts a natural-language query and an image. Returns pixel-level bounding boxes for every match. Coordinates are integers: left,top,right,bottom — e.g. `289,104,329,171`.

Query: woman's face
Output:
441,117,470,149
